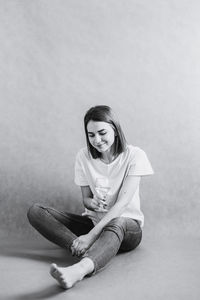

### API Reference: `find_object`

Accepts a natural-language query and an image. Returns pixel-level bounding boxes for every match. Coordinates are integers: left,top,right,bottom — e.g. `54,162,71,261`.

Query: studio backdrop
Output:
0,0,199,238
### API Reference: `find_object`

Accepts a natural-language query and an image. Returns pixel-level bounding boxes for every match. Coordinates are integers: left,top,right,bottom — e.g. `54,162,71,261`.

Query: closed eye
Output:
88,131,107,137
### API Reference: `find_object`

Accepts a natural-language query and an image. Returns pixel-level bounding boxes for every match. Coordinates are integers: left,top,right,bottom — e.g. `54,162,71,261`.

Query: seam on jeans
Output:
125,229,142,235
103,226,125,243
43,206,93,226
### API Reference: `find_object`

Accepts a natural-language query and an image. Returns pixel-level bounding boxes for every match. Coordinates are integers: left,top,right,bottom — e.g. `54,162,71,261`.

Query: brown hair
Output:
84,105,127,159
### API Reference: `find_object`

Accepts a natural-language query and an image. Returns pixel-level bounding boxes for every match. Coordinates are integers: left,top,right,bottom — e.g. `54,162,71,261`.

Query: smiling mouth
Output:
96,143,106,147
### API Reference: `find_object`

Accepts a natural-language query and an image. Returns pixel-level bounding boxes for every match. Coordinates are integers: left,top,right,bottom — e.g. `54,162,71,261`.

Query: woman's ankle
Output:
79,257,95,276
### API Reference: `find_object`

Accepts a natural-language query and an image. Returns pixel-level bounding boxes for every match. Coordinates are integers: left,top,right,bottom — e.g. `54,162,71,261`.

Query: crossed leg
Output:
27,204,142,289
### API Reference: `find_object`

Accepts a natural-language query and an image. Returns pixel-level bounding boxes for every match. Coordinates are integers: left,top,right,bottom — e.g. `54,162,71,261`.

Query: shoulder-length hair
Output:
84,105,127,159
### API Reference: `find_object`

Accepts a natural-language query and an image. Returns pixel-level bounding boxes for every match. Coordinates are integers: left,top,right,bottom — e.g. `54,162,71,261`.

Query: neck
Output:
100,148,115,164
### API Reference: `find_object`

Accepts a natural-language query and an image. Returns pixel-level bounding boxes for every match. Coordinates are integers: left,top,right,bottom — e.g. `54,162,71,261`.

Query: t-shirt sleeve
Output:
74,150,89,186
128,148,154,176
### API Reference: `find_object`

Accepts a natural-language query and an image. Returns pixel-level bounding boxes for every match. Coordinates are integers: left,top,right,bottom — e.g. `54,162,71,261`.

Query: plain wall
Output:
0,0,200,237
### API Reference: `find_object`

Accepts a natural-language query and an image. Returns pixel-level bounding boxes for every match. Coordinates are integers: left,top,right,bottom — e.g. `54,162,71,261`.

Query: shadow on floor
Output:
1,235,200,300
0,245,79,265
7,285,65,300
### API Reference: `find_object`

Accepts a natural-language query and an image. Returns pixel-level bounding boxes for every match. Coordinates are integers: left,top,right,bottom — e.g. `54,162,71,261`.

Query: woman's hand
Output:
91,196,108,212
81,186,108,213
71,233,97,257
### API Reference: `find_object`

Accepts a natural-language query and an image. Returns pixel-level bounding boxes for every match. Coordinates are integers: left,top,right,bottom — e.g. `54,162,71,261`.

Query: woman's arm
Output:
81,186,107,212
89,175,141,238
71,176,140,256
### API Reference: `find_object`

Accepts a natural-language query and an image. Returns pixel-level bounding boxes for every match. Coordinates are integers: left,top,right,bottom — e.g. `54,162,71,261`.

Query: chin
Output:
94,145,107,153
99,146,111,153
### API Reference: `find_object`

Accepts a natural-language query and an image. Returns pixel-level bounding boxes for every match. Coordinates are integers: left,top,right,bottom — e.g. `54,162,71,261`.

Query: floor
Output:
0,232,199,300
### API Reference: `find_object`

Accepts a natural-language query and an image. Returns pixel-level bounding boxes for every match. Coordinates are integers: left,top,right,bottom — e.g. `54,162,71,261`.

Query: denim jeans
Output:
27,203,142,274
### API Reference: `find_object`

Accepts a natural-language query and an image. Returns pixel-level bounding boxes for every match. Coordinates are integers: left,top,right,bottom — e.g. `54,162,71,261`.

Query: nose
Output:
94,134,101,144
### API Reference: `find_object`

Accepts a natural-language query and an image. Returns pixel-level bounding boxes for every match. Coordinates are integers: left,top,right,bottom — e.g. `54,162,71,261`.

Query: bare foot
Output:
50,258,94,289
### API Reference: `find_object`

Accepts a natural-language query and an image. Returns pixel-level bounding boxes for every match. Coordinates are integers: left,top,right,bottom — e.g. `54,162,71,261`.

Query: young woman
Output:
27,105,154,289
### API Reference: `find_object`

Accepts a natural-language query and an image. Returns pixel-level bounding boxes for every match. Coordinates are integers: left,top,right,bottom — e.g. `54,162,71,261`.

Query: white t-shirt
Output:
74,145,154,227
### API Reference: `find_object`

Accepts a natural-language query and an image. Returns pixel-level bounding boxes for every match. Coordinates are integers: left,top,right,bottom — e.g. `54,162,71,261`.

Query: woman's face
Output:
87,121,116,154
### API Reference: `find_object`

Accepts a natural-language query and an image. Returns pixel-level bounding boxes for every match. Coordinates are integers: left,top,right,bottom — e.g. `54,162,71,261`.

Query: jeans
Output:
27,203,142,274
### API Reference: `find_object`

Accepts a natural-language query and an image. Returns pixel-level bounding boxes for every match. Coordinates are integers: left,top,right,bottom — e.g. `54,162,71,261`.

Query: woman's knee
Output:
105,217,126,229
27,203,43,223
119,230,142,252
103,217,142,245
103,217,126,240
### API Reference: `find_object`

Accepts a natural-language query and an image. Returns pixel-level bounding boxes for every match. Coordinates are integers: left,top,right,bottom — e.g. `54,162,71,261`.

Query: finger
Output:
94,208,101,212
94,207,108,212
92,200,99,209
72,239,76,246
73,247,80,257
92,204,101,211
71,244,75,256
79,245,87,257
72,239,79,248
79,249,86,256
82,211,88,216
92,198,98,204
99,200,108,207
76,245,83,257
72,242,80,256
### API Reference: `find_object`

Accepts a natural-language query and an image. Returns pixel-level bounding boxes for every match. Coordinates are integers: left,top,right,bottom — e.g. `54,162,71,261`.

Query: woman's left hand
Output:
71,233,96,257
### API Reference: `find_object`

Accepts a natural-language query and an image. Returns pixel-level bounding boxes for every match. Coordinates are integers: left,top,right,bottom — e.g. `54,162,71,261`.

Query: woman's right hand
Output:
81,186,108,213
91,196,108,212
83,196,108,213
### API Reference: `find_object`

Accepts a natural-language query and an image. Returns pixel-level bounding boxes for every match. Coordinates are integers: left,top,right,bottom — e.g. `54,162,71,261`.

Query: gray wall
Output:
0,0,199,237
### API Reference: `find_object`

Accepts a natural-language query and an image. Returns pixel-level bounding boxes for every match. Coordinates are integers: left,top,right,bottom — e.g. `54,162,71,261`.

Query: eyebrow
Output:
87,129,106,134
